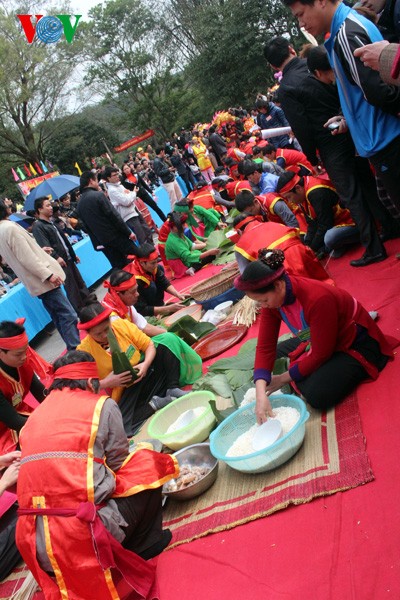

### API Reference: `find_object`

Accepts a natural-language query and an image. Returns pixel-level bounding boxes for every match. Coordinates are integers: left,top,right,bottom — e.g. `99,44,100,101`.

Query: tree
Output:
83,0,201,138
0,2,85,163
160,0,302,110
44,112,120,174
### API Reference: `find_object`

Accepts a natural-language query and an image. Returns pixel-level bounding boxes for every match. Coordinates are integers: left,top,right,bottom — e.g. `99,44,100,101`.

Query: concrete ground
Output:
30,278,108,363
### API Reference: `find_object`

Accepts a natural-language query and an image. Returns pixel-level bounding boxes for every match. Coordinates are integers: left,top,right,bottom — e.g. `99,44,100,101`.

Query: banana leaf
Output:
213,249,236,265
209,400,237,424
208,352,255,373
192,372,232,398
225,368,254,390
168,315,215,343
205,229,234,251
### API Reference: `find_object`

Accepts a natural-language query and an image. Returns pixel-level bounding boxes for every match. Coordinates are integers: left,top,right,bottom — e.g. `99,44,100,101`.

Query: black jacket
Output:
32,218,77,262
153,156,175,183
76,186,132,249
278,58,353,165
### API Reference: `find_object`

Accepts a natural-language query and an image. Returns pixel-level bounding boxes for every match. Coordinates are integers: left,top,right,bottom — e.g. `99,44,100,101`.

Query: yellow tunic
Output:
78,318,151,401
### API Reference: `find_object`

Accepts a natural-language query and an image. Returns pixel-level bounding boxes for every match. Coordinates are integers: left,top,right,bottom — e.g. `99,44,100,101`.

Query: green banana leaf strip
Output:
192,372,232,398
205,229,234,251
213,250,236,265
168,316,216,342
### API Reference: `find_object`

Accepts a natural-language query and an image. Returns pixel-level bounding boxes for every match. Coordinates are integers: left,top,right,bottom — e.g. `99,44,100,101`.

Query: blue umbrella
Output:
9,212,36,230
24,175,80,211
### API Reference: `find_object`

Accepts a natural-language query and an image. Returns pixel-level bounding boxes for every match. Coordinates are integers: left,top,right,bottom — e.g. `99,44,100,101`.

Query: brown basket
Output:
190,265,239,302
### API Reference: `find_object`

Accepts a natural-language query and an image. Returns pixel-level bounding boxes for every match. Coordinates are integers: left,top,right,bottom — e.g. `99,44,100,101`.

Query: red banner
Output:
114,129,155,153
17,171,60,200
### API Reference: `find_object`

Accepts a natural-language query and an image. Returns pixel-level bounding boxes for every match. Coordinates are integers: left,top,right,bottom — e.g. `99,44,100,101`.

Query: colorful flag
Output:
11,168,19,181
40,161,48,173
46,160,54,170
74,162,82,175
35,162,43,175
29,163,37,176
16,167,26,180
23,164,31,177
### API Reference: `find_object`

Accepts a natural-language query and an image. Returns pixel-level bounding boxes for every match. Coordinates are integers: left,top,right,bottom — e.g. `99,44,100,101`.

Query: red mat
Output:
163,393,373,547
157,241,400,600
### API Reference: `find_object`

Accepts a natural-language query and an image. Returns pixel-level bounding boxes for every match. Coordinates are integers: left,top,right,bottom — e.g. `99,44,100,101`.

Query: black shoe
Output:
140,529,172,560
350,251,387,267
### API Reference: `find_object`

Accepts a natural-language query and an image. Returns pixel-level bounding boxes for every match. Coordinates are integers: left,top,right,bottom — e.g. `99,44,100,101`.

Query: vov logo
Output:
17,15,82,44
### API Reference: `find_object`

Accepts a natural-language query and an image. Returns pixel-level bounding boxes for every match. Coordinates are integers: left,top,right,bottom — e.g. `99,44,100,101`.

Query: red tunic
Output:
0,362,35,454
188,187,224,214
254,275,395,383
156,221,172,268
235,220,332,283
302,176,354,227
257,193,287,225
224,180,252,200
276,148,313,174
17,389,178,600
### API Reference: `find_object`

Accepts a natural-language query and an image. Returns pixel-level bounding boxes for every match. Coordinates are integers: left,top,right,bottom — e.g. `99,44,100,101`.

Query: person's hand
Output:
354,40,389,71
0,451,21,469
323,116,348,135
265,373,291,395
206,248,220,257
132,362,148,383
129,232,137,241
43,246,53,255
193,241,206,250
75,256,81,264
255,390,275,424
0,462,20,492
157,303,183,315
101,371,134,388
49,274,63,287
57,257,67,267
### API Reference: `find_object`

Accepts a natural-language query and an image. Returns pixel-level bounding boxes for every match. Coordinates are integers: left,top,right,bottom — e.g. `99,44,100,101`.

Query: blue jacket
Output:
256,103,291,149
325,3,400,157
259,172,279,194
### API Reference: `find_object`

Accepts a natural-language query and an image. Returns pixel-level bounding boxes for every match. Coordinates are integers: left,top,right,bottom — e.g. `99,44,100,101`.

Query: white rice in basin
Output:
166,407,207,434
226,406,300,457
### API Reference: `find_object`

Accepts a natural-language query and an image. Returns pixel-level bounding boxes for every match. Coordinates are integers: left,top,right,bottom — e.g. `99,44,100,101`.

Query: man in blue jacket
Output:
282,0,400,266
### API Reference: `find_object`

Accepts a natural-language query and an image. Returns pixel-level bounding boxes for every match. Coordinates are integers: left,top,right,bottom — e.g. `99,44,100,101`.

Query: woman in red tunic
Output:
234,249,394,424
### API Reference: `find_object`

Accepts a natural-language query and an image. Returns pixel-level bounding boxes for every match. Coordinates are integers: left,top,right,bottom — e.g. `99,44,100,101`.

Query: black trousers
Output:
369,135,400,220
117,345,181,436
125,215,153,245
116,488,163,557
320,138,386,257
63,260,90,313
138,189,167,222
178,170,194,193
276,334,388,411
101,238,139,269
0,504,21,581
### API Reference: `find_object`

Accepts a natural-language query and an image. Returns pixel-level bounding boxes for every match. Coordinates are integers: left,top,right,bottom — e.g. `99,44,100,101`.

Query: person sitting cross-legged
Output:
277,171,360,258
77,301,190,436
16,350,178,599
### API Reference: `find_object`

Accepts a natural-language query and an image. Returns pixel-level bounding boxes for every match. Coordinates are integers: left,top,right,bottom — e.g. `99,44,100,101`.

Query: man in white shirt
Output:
104,166,153,245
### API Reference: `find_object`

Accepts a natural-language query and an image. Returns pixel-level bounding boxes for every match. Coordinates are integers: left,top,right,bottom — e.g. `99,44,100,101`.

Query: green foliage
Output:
44,113,120,174
0,2,84,163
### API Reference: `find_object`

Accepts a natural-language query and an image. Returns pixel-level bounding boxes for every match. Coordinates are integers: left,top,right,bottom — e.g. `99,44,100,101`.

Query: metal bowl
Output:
163,443,219,501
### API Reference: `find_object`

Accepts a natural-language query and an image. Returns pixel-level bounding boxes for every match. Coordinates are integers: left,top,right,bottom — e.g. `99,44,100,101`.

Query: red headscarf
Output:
102,276,136,319
0,318,51,379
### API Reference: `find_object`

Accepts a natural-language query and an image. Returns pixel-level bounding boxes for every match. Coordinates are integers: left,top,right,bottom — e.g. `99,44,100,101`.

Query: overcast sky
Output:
70,0,103,18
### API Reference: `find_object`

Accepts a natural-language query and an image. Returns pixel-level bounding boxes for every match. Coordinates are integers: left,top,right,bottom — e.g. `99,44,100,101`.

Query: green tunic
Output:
165,232,202,267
